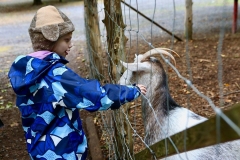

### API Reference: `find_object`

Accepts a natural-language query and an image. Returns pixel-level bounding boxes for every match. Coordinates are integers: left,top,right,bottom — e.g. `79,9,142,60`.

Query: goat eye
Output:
132,71,137,75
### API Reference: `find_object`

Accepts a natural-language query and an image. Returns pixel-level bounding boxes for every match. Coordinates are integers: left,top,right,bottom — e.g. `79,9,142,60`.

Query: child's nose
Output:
69,43,73,48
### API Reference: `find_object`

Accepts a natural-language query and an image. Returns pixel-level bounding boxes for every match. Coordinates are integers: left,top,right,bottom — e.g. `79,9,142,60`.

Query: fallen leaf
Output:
207,91,215,97
224,83,230,87
199,59,211,63
233,54,239,58
224,99,232,103
186,91,191,94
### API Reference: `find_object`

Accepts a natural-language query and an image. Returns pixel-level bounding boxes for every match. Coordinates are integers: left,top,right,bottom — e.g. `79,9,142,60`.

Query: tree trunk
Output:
102,0,127,83
102,1,130,159
185,0,193,39
84,0,104,80
232,0,238,33
33,0,43,5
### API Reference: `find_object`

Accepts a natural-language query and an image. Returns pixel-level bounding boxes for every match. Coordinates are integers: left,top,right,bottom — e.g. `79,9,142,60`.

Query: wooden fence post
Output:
185,0,193,40
84,0,104,80
232,0,238,33
102,0,133,159
86,116,104,160
102,0,127,82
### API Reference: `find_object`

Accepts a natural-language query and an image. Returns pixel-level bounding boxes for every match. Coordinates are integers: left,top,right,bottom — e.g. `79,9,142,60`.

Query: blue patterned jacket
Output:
8,52,140,160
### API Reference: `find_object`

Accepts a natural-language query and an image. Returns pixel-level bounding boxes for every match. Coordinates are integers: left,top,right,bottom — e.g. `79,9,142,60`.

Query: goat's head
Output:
119,48,178,93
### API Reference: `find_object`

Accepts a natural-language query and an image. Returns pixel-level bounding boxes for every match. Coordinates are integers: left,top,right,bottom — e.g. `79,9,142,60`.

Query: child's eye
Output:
65,39,71,42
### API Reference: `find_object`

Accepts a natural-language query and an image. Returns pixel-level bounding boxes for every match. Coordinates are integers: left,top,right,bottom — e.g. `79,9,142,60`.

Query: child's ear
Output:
41,24,59,42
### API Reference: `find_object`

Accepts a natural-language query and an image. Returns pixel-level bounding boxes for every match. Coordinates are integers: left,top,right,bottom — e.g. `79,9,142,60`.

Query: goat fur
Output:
119,48,240,160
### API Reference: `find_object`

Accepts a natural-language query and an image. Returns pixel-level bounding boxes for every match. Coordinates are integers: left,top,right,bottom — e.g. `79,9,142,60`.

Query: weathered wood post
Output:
84,0,104,80
102,0,133,159
185,0,193,40
102,0,127,82
232,0,238,33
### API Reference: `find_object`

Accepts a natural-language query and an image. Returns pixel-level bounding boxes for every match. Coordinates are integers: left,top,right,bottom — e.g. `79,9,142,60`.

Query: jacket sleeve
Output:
49,65,140,112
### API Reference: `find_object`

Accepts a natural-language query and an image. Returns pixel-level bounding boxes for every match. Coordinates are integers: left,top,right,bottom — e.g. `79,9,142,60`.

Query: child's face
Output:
52,32,73,58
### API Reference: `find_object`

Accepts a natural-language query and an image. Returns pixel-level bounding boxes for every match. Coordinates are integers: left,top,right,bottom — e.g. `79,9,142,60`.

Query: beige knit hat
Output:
29,5,75,51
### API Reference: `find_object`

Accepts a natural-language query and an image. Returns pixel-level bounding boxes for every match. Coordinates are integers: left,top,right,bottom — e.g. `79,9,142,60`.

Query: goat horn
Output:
157,48,180,58
141,48,177,66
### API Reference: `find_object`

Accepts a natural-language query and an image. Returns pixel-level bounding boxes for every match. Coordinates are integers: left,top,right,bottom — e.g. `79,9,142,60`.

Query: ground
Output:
1,34,240,159
0,1,240,160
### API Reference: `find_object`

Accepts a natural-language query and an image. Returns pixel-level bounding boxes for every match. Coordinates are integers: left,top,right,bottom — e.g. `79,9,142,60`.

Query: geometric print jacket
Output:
8,52,140,160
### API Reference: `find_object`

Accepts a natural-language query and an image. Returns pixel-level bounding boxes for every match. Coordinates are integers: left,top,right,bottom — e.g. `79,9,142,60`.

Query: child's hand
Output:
136,84,147,95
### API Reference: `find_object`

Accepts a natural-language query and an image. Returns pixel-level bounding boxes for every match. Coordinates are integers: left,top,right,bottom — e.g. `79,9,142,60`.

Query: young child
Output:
8,5,146,160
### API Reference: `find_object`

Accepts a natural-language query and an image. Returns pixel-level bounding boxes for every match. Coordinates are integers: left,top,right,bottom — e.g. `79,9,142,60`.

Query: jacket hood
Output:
8,52,68,96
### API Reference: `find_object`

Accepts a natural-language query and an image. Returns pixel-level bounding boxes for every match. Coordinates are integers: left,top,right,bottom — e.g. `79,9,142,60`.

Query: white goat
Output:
119,48,240,160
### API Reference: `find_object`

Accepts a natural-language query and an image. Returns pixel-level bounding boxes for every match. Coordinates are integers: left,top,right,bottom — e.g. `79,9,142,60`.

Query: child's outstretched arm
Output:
49,65,146,111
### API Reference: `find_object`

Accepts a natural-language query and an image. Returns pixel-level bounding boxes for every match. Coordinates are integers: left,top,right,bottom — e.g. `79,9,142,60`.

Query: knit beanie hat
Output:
29,5,75,51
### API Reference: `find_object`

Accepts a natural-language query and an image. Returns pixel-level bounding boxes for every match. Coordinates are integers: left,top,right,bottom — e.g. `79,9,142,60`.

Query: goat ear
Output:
120,60,152,72
134,54,144,62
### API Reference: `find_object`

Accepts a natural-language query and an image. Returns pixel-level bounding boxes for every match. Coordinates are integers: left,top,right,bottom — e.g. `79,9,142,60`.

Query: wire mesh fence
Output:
84,0,240,159
0,0,239,159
